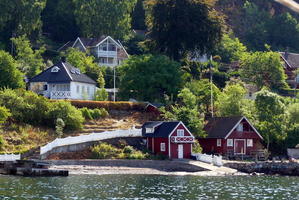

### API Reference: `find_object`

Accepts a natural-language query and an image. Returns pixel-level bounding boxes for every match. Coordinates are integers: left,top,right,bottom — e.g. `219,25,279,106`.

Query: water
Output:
0,175,298,200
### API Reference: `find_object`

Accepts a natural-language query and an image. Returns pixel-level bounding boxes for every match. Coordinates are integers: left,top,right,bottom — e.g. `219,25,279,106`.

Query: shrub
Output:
127,150,147,159
55,118,65,137
192,140,203,154
80,107,94,120
0,106,11,125
0,135,5,151
123,145,134,154
48,101,84,130
91,108,109,119
94,88,108,101
91,143,120,159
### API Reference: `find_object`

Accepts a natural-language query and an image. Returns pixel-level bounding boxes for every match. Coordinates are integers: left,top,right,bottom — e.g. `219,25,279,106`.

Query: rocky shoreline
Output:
224,161,299,176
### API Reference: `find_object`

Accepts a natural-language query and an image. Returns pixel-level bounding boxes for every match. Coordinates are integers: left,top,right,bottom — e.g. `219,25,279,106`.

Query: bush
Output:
91,143,120,159
94,88,108,101
48,101,84,130
123,145,134,154
55,118,65,137
192,140,203,153
0,135,5,151
127,150,147,159
80,107,94,120
91,108,109,119
0,106,11,125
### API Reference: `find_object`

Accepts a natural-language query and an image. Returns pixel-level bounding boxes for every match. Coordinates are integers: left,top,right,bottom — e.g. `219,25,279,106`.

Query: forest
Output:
0,0,299,154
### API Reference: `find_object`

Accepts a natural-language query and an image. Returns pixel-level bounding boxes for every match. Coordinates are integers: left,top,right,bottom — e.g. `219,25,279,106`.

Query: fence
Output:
192,153,223,167
0,154,21,161
40,128,142,155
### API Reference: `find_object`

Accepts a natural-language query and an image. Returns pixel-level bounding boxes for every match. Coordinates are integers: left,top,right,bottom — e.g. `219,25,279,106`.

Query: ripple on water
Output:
0,175,299,200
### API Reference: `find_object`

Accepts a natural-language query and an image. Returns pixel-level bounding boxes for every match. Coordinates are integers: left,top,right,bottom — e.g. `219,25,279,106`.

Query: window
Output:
227,139,233,147
51,66,60,73
146,128,154,133
217,139,221,147
43,85,48,91
177,129,184,136
160,143,166,152
247,139,253,147
237,124,243,132
82,86,85,93
77,85,80,93
87,86,90,95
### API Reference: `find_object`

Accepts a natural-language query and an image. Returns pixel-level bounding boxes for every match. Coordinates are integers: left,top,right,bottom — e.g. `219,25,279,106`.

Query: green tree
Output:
0,0,46,46
119,54,182,102
64,48,102,81
216,83,247,117
94,88,108,101
0,51,24,89
41,0,79,42
161,88,205,137
214,33,247,63
185,79,220,114
97,72,105,88
255,89,287,152
11,35,46,78
72,0,137,39
55,118,65,137
131,0,146,30
146,0,223,60
240,51,288,91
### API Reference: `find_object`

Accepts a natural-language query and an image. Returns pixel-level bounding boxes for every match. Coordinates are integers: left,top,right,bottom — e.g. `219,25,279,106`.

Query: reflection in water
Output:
0,175,299,199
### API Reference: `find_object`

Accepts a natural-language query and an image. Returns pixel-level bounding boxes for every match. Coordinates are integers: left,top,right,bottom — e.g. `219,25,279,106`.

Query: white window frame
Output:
217,139,221,147
160,143,166,152
247,139,253,147
237,123,243,132
146,128,154,133
227,139,233,147
177,129,184,136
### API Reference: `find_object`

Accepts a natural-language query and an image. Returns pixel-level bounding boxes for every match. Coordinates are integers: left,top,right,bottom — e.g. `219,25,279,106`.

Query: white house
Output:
58,36,129,67
29,59,97,100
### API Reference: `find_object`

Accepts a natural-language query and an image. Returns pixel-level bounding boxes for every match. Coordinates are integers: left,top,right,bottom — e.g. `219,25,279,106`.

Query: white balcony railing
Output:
50,91,71,99
170,136,194,143
98,50,117,57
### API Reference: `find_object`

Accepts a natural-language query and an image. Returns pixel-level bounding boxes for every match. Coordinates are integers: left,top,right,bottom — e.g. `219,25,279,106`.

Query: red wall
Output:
153,137,169,157
170,143,192,159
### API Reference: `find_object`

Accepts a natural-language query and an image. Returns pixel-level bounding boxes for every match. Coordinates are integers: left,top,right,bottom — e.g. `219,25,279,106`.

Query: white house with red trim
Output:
199,116,264,156
142,121,195,159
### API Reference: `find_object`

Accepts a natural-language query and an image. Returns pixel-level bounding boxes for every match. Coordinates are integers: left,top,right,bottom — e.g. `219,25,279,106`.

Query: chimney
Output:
61,56,66,63
284,47,289,60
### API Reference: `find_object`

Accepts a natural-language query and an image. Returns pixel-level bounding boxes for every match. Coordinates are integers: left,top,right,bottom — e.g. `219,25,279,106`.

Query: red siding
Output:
171,124,192,137
170,143,192,159
153,137,169,157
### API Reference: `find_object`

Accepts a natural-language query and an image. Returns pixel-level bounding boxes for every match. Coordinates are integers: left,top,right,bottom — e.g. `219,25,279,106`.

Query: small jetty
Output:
0,160,68,177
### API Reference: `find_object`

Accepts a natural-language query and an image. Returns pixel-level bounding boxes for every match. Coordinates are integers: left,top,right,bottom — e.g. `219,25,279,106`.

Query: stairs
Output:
21,147,41,160
80,124,120,134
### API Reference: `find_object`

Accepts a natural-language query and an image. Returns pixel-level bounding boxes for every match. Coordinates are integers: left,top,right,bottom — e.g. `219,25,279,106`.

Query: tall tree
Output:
119,54,182,102
72,0,137,39
145,0,223,60
12,35,46,78
255,89,287,151
0,50,24,89
131,0,146,30
240,51,288,91
42,0,79,42
0,0,46,47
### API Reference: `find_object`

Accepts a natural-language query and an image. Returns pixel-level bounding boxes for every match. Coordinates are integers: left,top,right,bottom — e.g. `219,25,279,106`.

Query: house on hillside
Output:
280,51,299,89
58,36,129,67
199,116,264,157
142,121,195,159
29,59,97,100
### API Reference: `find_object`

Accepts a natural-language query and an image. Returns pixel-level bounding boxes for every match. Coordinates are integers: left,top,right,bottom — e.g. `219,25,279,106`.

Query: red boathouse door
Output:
234,139,245,154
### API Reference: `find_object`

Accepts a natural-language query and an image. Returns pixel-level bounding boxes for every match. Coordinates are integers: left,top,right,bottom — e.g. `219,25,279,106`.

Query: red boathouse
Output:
142,121,195,159
199,116,264,156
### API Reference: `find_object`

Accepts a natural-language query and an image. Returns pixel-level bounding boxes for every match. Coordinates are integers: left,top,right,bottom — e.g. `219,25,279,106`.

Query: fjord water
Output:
0,175,298,199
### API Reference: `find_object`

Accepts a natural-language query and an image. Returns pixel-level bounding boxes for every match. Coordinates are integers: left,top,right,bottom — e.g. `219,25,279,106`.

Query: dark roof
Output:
204,116,243,139
30,61,96,84
279,52,299,69
78,36,107,47
142,121,181,138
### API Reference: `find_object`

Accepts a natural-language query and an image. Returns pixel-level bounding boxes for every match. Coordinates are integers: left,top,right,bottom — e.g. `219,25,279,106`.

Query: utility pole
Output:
210,56,214,118
113,66,116,102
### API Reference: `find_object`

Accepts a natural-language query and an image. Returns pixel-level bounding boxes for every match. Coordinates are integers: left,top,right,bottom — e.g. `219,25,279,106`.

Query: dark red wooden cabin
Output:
199,116,264,156
142,121,195,159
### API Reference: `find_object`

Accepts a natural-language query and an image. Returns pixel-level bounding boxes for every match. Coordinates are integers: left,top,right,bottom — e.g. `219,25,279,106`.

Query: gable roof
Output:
279,52,299,69
204,116,263,139
30,61,96,84
142,121,192,138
